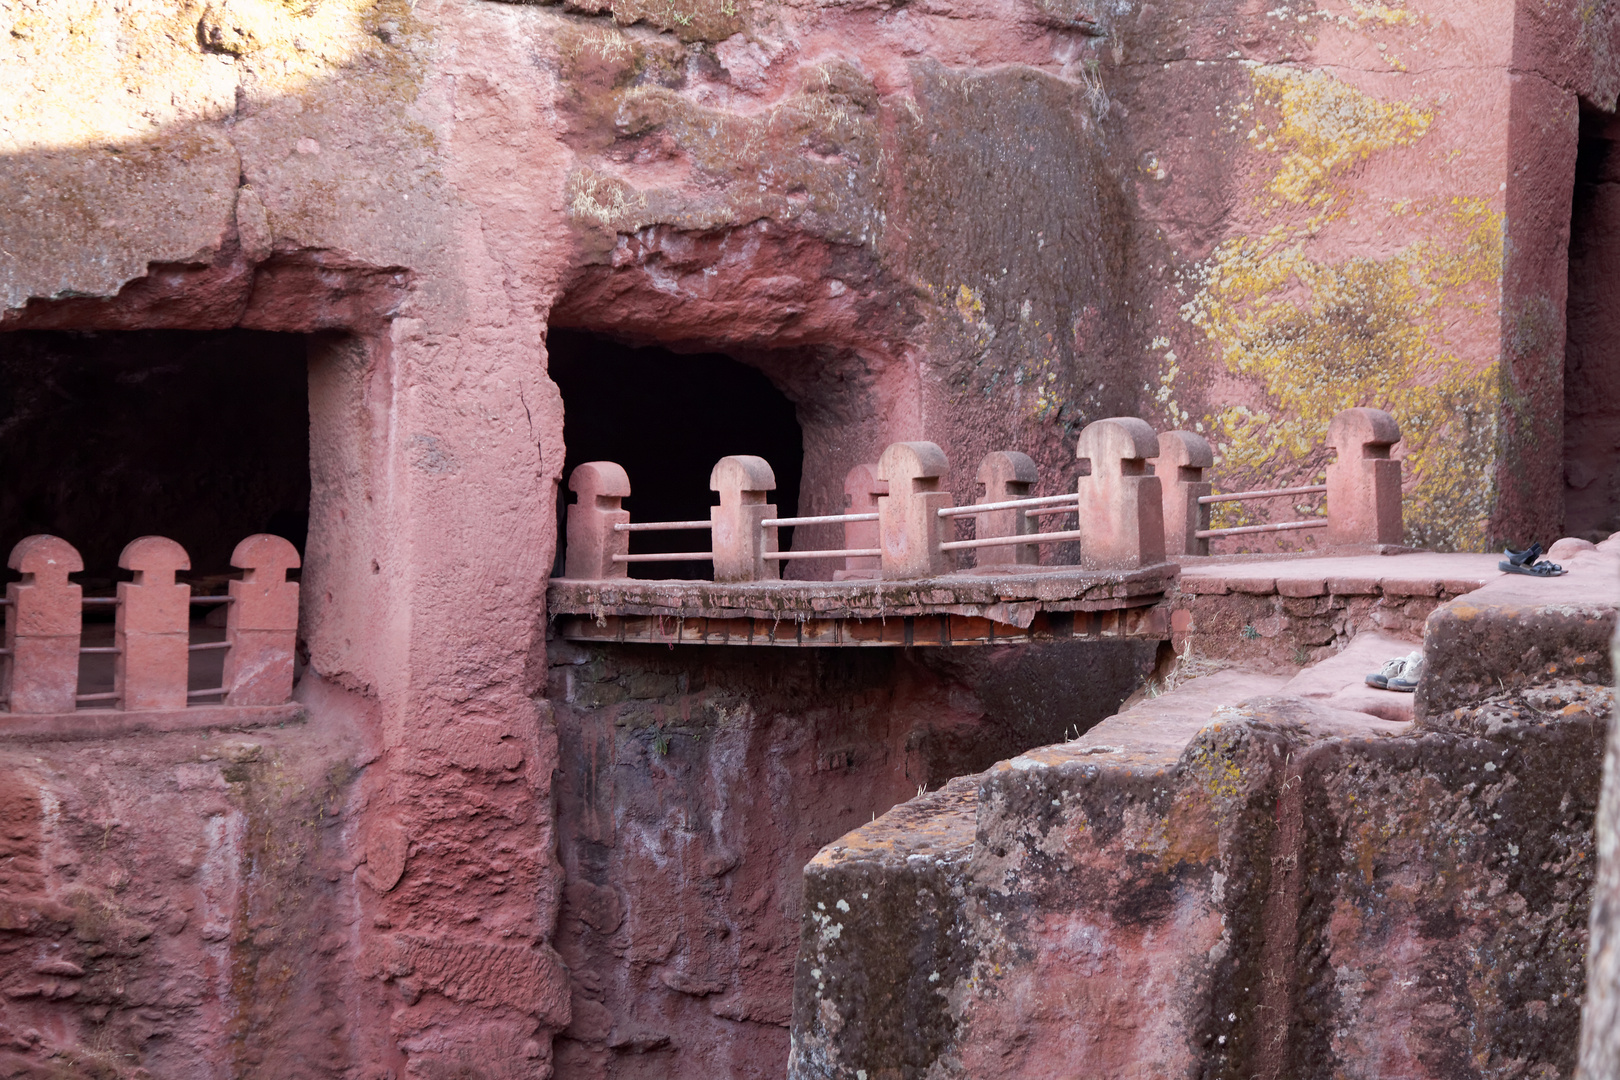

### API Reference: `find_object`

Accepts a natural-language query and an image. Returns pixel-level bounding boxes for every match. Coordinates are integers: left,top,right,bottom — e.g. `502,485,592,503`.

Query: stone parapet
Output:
1172,551,1500,667
1,533,301,719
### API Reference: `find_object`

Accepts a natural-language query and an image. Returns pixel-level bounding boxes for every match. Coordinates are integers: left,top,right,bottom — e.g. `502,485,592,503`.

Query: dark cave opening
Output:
548,330,805,580
1564,103,1620,539
0,329,312,586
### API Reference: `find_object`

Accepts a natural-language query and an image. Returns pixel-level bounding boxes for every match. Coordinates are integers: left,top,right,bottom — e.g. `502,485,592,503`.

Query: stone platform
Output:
0,702,306,742
1170,550,1505,666
1177,549,1502,598
548,563,1176,646
1416,539,1620,724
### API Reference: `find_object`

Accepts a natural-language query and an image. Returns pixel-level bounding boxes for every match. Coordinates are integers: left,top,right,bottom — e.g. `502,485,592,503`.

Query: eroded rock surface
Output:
0,690,370,1078
3,0,1620,1073
796,575,1612,1079
549,638,1155,1078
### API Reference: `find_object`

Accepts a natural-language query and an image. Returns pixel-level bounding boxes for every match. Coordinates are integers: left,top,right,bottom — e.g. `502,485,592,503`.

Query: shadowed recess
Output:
1564,102,1620,539
0,329,311,585
549,330,804,580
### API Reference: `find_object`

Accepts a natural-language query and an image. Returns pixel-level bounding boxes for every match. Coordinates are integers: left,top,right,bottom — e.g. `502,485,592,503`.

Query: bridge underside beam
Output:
554,605,1170,647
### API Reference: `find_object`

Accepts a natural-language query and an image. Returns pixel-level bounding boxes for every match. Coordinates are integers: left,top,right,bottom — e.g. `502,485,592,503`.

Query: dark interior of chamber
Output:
1565,103,1620,540
548,330,804,579
0,329,311,591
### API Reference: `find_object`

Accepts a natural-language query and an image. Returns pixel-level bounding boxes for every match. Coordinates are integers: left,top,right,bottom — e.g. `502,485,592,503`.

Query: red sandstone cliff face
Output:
1,2,577,1074
547,641,1154,1078
0,686,374,1078
0,0,1618,1075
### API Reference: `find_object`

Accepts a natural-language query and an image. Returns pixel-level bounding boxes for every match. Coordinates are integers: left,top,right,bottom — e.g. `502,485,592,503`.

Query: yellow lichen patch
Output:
0,0,403,154
1167,64,1503,550
1246,64,1431,208
1180,212,1504,549
1346,0,1418,24
955,283,985,323
1185,740,1244,800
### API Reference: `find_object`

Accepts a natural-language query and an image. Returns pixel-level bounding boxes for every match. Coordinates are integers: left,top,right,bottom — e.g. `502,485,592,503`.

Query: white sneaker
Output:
1387,654,1424,693
1366,650,1422,690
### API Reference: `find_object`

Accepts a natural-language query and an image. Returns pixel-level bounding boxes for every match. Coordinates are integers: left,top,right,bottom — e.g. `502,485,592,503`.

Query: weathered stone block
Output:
1292,720,1602,1078
791,662,1603,1080
789,777,977,1079
1417,552,1619,725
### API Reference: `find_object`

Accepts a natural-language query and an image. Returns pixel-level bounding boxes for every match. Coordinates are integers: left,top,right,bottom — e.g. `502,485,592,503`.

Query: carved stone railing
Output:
1,533,301,726
1152,407,1403,556
551,409,1403,645
561,417,1178,585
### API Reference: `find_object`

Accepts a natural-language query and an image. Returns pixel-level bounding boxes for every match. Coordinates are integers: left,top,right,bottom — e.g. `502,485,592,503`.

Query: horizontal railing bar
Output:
14,596,233,607
189,641,231,652
1026,505,1077,518
188,687,227,698
1198,484,1326,506
79,646,120,655
75,692,118,703
81,596,233,606
940,528,1086,551
1197,519,1329,538
614,520,713,533
610,552,715,563
762,548,881,561
761,513,879,527
939,493,1080,518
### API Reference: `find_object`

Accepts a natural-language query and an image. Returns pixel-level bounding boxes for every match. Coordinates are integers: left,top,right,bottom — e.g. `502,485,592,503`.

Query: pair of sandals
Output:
1366,650,1423,693
1500,543,1566,577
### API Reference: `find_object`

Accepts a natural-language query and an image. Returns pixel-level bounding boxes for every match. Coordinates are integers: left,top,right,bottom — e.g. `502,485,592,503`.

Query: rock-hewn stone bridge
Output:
551,408,1408,648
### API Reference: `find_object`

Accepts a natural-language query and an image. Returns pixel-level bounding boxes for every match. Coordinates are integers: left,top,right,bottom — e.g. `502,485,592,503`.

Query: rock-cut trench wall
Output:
546,640,1156,1079
0,0,1618,1075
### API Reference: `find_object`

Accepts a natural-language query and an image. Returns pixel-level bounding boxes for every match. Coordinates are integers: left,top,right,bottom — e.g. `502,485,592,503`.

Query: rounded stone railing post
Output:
4,535,83,714
1076,418,1166,571
710,455,779,583
836,463,887,581
1326,407,1403,546
565,462,631,580
1153,430,1214,557
973,451,1040,567
116,536,192,711
877,442,952,579
223,534,302,706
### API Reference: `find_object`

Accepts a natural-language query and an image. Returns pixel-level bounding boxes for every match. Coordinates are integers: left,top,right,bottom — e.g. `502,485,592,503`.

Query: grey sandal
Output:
1500,543,1565,577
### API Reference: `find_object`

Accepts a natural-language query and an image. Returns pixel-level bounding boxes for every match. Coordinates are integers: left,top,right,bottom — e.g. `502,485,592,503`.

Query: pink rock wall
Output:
2,0,1620,1074
547,641,1154,1079
0,684,374,1078
2,3,577,1074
